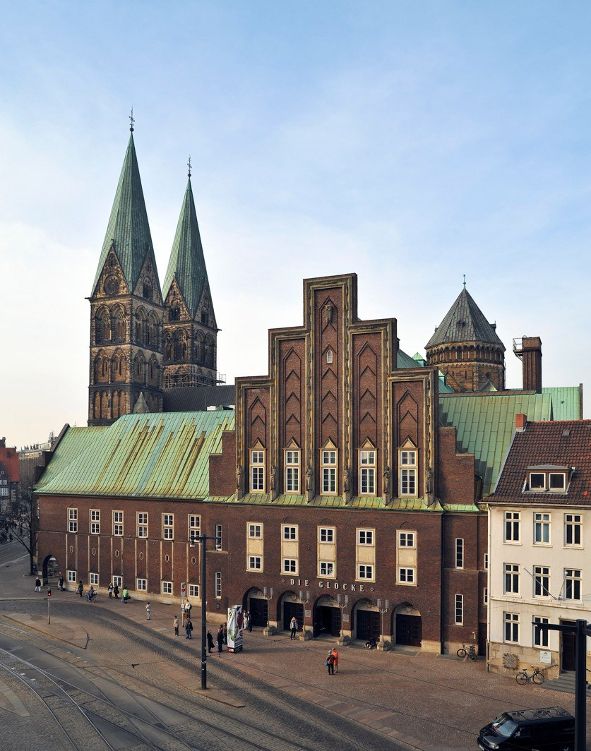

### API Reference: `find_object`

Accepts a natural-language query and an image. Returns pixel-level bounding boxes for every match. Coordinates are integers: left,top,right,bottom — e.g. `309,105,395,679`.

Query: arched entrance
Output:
277,591,304,632
353,598,380,642
243,587,268,628
393,603,422,647
313,595,341,637
41,554,60,586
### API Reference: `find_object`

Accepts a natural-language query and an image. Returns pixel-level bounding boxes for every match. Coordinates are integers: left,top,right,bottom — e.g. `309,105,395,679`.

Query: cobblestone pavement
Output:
0,548,588,750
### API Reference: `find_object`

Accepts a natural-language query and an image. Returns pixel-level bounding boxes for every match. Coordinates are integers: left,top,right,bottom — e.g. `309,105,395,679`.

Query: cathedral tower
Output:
88,130,164,425
162,171,218,388
425,286,505,392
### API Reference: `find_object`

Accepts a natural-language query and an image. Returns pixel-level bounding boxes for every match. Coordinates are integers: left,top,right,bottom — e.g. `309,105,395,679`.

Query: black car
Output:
478,706,574,750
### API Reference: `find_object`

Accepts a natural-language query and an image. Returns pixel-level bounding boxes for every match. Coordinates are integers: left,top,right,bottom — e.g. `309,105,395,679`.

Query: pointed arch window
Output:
95,308,111,344
111,306,125,343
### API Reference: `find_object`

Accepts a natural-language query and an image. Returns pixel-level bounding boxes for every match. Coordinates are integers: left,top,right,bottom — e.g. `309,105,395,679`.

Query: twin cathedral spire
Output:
88,132,218,425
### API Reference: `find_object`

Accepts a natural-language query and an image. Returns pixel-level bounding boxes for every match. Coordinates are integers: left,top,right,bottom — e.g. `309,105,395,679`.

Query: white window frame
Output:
528,472,546,491
250,448,265,493
113,510,124,537
67,507,78,533
359,449,376,496
564,513,582,547
548,472,566,492
162,513,174,540
321,449,337,495
89,572,99,586
357,563,374,581
533,512,551,545
215,524,223,550
112,575,123,588
504,612,519,643
319,527,335,543
454,594,463,625
483,552,489,570
533,616,549,648
533,565,550,598
504,563,519,595
399,449,417,496
282,558,297,574
504,511,520,543
188,514,201,543
188,584,199,598
564,568,582,601
248,523,263,539
357,528,374,546
483,587,488,606
90,509,100,535
319,561,335,578
397,530,416,548
247,555,262,571
137,511,148,538
136,578,147,592
66,570,77,582
161,581,173,595
215,571,222,598
398,566,416,585
455,538,464,569
285,449,300,494
282,525,298,541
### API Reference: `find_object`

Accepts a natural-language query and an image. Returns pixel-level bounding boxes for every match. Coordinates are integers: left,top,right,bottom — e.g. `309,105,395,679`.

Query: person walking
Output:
244,611,250,632
331,647,339,674
185,600,192,620
34,577,41,592
77,580,83,598
185,617,193,639
122,587,129,603
290,616,298,640
217,625,224,653
207,631,214,653
173,616,179,637
326,650,335,676
113,584,119,600
58,574,64,592
145,602,151,620
87,585,96,602
222,623,227,645
107,583,113,599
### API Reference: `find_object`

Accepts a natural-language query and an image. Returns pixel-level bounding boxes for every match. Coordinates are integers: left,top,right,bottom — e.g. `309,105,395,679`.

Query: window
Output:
248,523,263,539
285,449,300,493
188,584,199,598
549,472,566,491
215,524,223,550
534,513,550,544
282,558,297,574
162,513,174,540
529,472,545,490
483,553,489,570
564,514,582,547
161,581,173,595
533,616,549,648
526,470,568,493
504,612,519,643
136,578,147,592
250,448,265,492
215,572,222,598
66,570,77,582
89,573,99,585
398,531,416,548
321,449,337,494
504,563,519,594
533,565,550,597
359,449,376,495
455,538,464,569
113,510,123,536
326,348,333,364
483,587,488,606
398,567,415,585
112,575,123,588
188,514,201,543
282,525,297,541
564,569,581,601
504,511,520,542
357,564,374,581
399,449,417,496
90,509,100,535
67,508,78,533
319,561,334,577
455,594,463,625
137,512,148,538
247,555,262,571
358,529,374,546
319,527,335,543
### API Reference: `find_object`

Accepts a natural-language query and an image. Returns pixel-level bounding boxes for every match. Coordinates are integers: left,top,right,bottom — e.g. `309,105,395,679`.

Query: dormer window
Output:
523,466,570,493
529,473,545,490
549,473,566,491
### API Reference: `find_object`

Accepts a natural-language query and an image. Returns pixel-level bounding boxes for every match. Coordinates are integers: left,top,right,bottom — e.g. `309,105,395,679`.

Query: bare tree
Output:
1,490,37,576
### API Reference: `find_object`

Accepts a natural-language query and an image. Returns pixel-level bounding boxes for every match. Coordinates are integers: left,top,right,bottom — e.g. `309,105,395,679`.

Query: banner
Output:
227,605,244,652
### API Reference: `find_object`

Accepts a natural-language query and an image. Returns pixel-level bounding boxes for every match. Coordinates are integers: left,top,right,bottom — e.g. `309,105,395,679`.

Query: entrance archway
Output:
353,598,380,642
277,591,304,632
393,603,422,647
313,595,341,637
41,554,60,586
243,587,268,628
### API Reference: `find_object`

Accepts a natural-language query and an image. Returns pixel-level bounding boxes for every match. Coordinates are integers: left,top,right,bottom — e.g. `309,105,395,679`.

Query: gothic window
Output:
148,312,159,349
104,276,119,295
201,310,208,325
169,305,181,322
95,308,110,344
94,392,100,418
135,308,147,346
195,331,205,363
173,330,187,362
143,280,152,300
205,335,215,368
111,306,125,343
134,352,146,381
148,356,159,385
164,333,173,361
101,392,109,419
112,391,120,419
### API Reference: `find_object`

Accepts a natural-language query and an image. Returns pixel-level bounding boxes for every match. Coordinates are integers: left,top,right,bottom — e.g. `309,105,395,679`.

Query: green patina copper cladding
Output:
91,134,160,295
542,386,582,421
36,427,108,491
426,287,504,349
396,349,420,369
162,178,210,317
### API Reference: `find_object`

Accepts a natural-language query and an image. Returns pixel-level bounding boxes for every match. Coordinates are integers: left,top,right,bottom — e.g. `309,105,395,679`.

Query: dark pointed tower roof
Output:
162,177,211,317
426,288,504,349
92,134,159,295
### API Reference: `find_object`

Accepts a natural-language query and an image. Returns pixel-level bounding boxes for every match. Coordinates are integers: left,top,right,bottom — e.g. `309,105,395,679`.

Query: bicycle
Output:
457,643,477,660
516,666,545,685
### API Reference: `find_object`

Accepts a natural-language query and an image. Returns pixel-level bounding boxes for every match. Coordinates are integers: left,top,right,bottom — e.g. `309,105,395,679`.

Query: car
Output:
477,706,574,750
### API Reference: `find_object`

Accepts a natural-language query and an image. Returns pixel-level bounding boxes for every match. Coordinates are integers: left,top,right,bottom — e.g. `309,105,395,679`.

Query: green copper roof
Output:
438,387,581,497
36,427,108,492
542,386,582,420
397,349,420,368
92,134,159,295
162,178,211,317
426,287,504,349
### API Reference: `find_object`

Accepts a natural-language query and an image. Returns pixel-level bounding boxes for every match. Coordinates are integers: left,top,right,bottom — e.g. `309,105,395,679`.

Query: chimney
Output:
513,336,542,393
515,413,527,432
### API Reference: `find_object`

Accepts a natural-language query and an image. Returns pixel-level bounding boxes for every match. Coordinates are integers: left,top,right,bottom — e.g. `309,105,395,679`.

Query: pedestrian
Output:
87,585,96,602
290,616,298,640
185,600,192,619
77,580,83,598
174,616,179,637
185,617,193,639
223,623,227,645
113,584,119,599
217,625,224,652
122,587,129,604
243,611,249,632
146,602,151,620
34,577,41,592
326,650,335,676
207,631,214,653
331,647,339,674
58,574,64,592
107,583,113,599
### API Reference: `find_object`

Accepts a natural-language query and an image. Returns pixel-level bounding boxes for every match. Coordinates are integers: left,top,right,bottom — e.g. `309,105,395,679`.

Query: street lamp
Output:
190,532,221,690
377,598,390,646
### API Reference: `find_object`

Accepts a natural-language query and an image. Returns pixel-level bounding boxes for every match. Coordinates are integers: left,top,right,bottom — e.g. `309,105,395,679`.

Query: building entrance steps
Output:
542,671,591,695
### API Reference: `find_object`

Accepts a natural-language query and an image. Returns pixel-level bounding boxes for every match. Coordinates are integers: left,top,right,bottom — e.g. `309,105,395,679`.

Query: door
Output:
283,602,304,631
396,614,422,646
356,610,380,641
561,623,576,671
478,623,487,657
249,597,268,627
314,606,341,637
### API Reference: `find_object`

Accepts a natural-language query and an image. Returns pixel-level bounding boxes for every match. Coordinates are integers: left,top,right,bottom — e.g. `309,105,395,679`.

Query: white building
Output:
487,416,591,679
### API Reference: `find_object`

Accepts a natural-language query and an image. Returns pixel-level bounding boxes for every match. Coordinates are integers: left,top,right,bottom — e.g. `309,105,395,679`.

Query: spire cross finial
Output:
187,155,192,178
129,107,135,133
463,273,466,289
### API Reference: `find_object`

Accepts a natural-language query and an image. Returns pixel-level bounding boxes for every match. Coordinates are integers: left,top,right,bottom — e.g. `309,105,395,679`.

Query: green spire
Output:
162,177,211,317
92,133,159,295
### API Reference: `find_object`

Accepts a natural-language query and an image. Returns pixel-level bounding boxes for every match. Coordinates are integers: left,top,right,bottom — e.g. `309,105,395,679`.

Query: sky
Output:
0,1,589,448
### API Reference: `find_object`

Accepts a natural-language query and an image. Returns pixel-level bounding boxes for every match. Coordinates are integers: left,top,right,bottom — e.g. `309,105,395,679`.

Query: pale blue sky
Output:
0,2,589,447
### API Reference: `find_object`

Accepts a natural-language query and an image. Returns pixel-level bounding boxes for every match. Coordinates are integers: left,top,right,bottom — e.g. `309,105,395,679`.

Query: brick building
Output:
0,438,19,513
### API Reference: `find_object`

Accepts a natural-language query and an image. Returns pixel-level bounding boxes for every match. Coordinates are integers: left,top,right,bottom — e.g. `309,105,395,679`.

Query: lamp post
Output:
536,619,591,751
377,598,390,646
191,533,220,690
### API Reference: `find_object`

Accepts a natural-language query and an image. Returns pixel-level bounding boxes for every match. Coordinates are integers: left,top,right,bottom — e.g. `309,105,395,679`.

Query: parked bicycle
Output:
457,643,477,660
515,666,545,685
